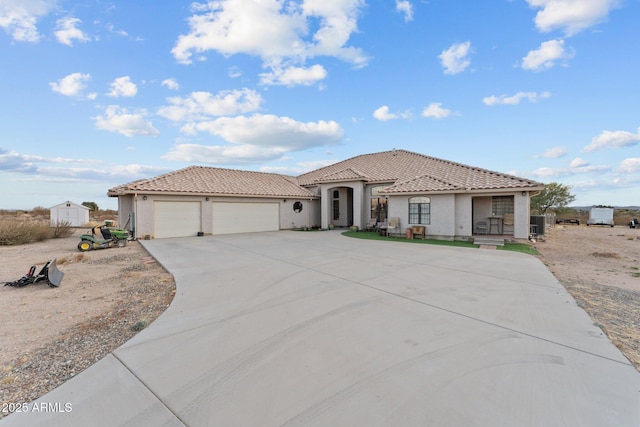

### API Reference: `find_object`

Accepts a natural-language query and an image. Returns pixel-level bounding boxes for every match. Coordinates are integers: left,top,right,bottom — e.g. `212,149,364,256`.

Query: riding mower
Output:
78,221,130,252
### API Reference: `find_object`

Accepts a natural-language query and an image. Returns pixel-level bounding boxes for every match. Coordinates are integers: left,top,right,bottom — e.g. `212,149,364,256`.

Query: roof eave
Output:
108,190,319,199
382,185,545,196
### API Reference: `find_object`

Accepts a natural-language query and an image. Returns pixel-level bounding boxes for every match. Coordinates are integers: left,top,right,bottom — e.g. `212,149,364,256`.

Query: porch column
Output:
320,185,329,229
352,183,364,230
514,192,530,239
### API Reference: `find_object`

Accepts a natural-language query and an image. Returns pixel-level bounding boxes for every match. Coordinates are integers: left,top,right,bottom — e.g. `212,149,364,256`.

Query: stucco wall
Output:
387,194,458,239
387,192,532,240
281,199,318,229
513,192,531,239
454,194,473,238
116,194,318,238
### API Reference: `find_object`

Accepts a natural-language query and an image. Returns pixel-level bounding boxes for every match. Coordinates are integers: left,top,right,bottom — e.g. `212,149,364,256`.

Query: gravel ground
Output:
532,224,640,371
0,236,175,419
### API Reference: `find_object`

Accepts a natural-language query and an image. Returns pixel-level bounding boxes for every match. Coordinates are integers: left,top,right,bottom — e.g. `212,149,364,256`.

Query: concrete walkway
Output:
3,231,639,426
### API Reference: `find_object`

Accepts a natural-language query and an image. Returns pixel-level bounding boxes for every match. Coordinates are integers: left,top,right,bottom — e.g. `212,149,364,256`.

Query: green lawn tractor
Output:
78,221,130,252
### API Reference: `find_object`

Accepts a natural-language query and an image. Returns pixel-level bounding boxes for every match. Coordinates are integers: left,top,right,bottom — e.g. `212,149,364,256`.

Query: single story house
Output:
50,201,90,227
107,149,544,240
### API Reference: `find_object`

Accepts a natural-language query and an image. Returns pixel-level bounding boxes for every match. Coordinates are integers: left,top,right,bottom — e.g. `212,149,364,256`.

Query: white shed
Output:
50,201,90,227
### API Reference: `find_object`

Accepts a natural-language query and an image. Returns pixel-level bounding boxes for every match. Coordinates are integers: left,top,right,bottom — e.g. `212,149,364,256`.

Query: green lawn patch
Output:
341,230,539,255
498,243,540,255
341,231,478,248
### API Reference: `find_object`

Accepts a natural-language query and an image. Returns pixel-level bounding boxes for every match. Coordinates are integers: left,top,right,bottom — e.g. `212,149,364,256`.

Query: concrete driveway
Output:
3,231,639,426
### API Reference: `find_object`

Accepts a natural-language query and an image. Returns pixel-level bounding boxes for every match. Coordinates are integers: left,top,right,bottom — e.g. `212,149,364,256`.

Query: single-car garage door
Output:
154,201,201,238
212,202,279,235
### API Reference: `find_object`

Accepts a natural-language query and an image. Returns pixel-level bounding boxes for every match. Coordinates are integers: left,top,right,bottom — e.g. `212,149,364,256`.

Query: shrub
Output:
130,321,148,332
51,220,74,238
0,219,74,245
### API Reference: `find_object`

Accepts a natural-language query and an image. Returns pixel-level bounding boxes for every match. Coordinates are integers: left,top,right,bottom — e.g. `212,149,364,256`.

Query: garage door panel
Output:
155,201,201,238
212,202,279,235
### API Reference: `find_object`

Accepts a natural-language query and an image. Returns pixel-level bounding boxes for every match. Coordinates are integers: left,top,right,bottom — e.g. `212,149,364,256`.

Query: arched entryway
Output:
327,186,353,227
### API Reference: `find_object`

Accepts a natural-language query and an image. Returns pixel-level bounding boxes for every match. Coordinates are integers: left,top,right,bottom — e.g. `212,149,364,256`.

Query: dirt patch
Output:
533,224,640,370
0,230,175,415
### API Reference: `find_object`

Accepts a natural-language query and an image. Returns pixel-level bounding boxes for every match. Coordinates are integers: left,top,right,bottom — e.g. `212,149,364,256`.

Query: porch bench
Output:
411,225,426,240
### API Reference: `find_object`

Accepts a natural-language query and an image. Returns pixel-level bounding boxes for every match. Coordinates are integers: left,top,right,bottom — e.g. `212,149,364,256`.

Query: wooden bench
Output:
411,225,426,240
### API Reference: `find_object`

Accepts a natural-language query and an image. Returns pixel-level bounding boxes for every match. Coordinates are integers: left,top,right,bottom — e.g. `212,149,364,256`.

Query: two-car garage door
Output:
212,202,279,235
153,201,280,238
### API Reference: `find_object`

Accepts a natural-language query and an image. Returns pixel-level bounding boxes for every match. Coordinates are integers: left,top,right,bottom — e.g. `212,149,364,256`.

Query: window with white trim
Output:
370,186,387,222
332,190,340,221
408,196,430,224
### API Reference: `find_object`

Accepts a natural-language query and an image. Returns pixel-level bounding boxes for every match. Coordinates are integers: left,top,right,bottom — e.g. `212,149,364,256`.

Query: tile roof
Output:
108,166,317,198
316,167,368,182
296,149,544,193
108,149,543,199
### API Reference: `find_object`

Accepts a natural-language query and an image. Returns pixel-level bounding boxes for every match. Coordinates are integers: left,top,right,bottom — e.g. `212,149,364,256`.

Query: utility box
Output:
587,207,614,227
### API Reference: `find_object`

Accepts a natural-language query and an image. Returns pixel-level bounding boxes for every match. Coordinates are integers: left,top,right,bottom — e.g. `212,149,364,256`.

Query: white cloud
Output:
187,114,343,147
421,103,451,119
583,128,640,152
164,144,289,164
535,146,566,158
172,0,367,72
228,66,242,78
526,0,620,36
93,105,159,137
105,23,129,38
483,91,551,106
373,106,412,122
161,78,180,90
108,76,138,98
164,114,343,164
157,89,263,122
260,64,327,86
54,17,90,46
438,41,472,75
396,0,414,22
618,158,640,173
49,72,91,97
0,0,55,42
531,167,568,178
373,106,397,122
260,159,336,175
521,39,573,71
531,158,610,178
0,147,163,181
569,157,588,168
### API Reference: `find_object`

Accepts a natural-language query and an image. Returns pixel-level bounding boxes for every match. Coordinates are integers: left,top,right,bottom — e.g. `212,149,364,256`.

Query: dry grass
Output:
591,252,621,259
0,219,74,245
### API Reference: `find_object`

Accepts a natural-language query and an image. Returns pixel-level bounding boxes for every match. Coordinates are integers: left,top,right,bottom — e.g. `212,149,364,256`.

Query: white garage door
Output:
154,201,201,238
212,202,279,235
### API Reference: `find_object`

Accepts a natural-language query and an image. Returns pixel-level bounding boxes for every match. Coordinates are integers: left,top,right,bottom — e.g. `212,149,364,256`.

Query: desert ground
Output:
1,224,639,416
531,223,640,371
0,229,175,415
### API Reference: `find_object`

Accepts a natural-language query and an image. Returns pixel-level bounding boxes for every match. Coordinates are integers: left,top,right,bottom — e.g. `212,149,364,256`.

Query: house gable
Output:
297,149,543,193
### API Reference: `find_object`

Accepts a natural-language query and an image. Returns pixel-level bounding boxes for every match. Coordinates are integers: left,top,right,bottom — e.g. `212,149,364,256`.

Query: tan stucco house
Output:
107,149,544,240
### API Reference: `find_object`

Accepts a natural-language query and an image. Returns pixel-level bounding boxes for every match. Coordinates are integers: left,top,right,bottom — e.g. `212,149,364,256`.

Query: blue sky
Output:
1,0,639,210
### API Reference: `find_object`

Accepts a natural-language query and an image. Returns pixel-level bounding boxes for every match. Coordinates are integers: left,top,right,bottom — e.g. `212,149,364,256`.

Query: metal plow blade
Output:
38,258,64,287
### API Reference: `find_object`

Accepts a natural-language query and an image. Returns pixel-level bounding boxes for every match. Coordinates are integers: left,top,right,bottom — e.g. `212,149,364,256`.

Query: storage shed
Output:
50,201,90,227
